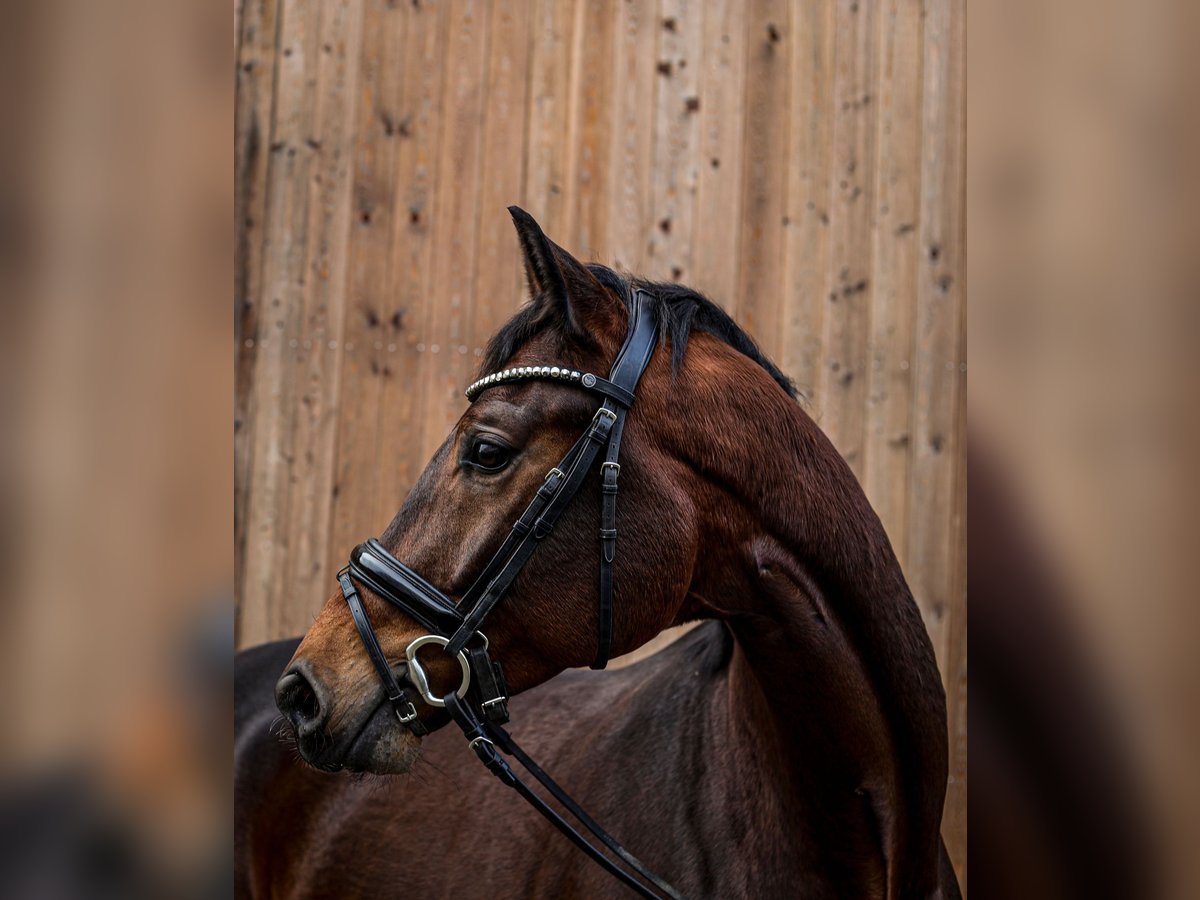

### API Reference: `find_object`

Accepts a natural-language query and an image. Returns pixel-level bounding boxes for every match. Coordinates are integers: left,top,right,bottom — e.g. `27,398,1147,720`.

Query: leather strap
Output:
577,375,636,408
467,643,510,724
338,572,427,735
591,291,658,667
445,694,684,899
445,407,617,655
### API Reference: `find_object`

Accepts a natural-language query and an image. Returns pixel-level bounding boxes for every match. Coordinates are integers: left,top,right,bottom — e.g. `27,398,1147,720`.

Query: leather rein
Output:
336,290,684,899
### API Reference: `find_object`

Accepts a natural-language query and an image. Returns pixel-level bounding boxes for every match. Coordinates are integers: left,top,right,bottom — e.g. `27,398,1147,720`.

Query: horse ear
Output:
509,206,568,303
508,206,618,340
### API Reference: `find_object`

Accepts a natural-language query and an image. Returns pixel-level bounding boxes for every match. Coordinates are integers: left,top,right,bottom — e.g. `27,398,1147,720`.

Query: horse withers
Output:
235,208,961,899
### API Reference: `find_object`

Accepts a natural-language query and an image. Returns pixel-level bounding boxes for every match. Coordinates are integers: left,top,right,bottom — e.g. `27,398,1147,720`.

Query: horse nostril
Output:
276,667,326,734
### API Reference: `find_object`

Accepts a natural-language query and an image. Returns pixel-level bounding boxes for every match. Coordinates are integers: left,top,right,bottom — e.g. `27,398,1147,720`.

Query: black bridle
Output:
336,290,684,899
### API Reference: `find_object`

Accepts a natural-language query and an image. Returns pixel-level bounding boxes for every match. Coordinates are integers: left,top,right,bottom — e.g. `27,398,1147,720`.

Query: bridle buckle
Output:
394,700,419,724
467,734,498,766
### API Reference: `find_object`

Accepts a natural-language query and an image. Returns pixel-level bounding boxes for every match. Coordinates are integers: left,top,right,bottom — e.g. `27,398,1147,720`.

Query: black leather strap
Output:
338,572,427,735
591,291,657,668
594,404,622,669
467,643,510,724
445,407,617,656
607,291,660,389
577,375,636,408
445,694,684,900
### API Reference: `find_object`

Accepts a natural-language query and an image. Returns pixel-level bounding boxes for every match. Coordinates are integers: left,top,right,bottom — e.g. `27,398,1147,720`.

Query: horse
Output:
235,207,961,899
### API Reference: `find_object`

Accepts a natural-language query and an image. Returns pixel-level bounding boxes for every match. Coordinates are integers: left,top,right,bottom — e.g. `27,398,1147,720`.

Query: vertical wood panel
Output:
419,0,494,459
862,0,925,558
524,0,574,239
944,302,969,888
779,0,835,399
562,0,616,259
605,0,657,272
908,0,965,682
647,0,703,284
817,0,880,476
325,0,406,576
234,0,280,641
735,1,790,357
474,0,535,342
240,0,328,645
370,0,453,529
278,0,366,637
908,0,966,878
235,0,967,867
690,0,746,308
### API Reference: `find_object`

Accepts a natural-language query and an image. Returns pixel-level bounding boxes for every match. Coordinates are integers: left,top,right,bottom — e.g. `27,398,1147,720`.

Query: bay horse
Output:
235,208,961,899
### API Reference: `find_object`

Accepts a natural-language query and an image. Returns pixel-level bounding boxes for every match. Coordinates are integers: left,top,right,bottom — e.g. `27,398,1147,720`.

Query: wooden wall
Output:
235,0,965,884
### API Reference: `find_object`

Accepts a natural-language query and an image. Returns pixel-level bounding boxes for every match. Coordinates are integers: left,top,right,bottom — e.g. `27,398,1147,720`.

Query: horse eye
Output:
468,439,511,472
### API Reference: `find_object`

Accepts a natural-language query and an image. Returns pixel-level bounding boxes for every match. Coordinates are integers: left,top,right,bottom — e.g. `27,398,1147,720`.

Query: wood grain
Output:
690,0,746,309
647,0,702,284
779,0,834,401
816,0,880,477
734,0,791,355
604,0,657,273
240,0,328,644
234,0,280,642
371,0,452,531
862,0,925,558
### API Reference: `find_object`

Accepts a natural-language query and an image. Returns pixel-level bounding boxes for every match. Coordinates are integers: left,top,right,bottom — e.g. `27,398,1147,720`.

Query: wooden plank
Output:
234,0,280,643
605,0,658,273
734,0,791,354
778,0,835,400
690,0,746,308
906,0,965,719
942,298,968,890
561,0,616,258
646,0,703,284
418,0,495,459
239,0,324,647
324,0,409,577
276,0,366,638
815,0,880,478
522,0,574,238
472,0,534,344
862,0,925,557
371,0,454,529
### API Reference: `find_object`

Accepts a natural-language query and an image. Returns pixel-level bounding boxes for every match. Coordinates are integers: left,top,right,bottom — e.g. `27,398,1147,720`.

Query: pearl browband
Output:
465,366,599,401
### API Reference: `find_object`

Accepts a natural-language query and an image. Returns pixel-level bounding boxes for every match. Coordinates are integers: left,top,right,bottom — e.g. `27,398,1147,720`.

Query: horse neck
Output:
665,361,948,899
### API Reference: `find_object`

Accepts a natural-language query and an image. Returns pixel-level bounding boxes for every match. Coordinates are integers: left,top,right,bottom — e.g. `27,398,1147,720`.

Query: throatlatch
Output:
335,292,683,899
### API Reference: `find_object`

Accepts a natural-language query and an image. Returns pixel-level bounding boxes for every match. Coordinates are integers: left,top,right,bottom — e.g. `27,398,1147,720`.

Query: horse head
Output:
274,208,758,773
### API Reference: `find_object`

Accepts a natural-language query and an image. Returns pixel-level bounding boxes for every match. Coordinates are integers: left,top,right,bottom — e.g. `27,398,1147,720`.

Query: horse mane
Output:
481,264,799,401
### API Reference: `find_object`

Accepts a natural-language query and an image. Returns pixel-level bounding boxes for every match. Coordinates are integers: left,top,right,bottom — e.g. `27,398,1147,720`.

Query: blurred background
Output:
234,0,967,880
0,0,1194,896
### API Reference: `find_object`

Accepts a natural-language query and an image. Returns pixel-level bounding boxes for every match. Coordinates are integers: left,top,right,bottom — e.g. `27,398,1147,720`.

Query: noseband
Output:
336,291,683,899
